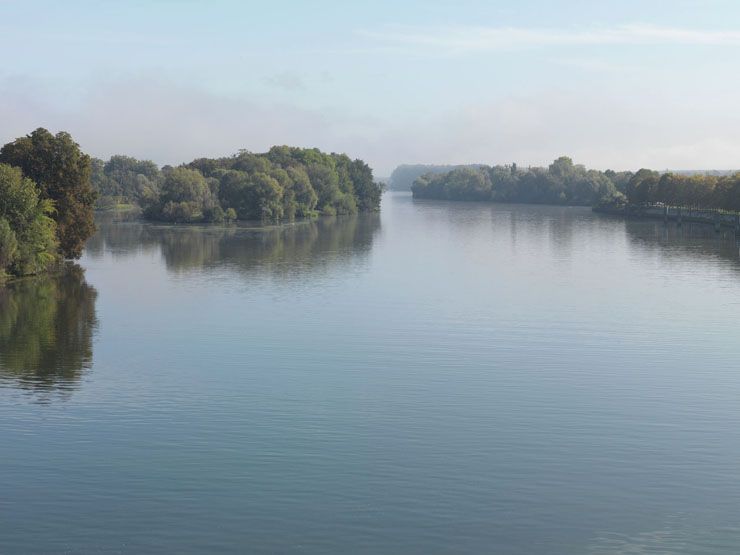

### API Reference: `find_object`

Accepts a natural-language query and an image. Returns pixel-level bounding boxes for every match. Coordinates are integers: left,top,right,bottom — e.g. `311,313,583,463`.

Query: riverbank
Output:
594,204,740,233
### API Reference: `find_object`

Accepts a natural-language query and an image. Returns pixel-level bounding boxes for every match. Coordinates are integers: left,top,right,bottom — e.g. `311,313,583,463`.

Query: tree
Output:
286,167,318,216
413,158,617,207
0,219,18,272
218,170,283,221
549,156,576,180
218,170,253,220
103,155,160,204
347,158,381,212
626,169,660,205
389,164,480,191
143,147,379,224
307,162,341,212
0,128,96,258
144,167,220,223
0,163,57,277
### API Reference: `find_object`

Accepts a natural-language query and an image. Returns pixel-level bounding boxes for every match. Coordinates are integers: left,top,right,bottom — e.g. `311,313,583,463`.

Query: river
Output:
2,192,740,554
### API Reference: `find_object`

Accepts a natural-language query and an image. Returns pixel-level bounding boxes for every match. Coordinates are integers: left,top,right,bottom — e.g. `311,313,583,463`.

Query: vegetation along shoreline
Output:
0,128,382,281
410,157,740,233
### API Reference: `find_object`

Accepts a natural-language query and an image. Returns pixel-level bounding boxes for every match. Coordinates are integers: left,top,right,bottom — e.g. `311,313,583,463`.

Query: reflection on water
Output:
0,265,98,394
3,196,740,554
87,213,381,279
411,197,740,269
88,206,739,279
624,219,740,267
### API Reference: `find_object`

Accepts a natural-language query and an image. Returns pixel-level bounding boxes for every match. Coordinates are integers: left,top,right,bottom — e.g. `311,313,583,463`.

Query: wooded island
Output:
0,128,382,280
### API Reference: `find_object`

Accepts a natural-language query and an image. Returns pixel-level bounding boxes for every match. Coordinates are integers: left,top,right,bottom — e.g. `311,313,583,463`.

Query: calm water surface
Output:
2,192,740,554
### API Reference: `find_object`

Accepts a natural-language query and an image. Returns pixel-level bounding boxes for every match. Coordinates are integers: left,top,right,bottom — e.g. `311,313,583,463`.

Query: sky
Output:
2,0,740,175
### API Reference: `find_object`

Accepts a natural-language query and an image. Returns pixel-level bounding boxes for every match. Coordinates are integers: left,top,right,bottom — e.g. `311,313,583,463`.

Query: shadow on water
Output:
0,264,98,398
88,212,382,280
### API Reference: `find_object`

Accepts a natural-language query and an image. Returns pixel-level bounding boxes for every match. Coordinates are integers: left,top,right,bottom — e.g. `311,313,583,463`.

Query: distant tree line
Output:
389,164,482,191
0,129,97,279
411,157,740,213
412,157,631,206
623,169,740,211
91,146,383,224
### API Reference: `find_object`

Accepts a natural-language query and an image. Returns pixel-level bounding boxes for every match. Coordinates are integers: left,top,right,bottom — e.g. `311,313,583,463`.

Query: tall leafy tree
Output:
0,128,97,258
625,169,660,206
0,163,57,277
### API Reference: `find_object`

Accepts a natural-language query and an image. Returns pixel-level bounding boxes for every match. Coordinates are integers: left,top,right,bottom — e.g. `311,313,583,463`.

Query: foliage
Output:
412,157,625,207
218,170,282,221
0,164,58,277
411,156,740,213
143,167,222,223
91,155,161,208
0,128,97,259
145,145,384,224
389,164,482,191
625,170,740,211
89,145,380,224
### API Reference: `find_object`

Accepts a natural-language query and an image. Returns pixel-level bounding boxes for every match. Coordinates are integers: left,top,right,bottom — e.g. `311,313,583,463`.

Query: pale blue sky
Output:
2,0,740,174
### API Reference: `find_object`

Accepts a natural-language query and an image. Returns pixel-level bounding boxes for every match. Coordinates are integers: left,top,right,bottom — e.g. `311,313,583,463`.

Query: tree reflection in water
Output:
91,212,382,281
624,220,740,269
0,264,98,396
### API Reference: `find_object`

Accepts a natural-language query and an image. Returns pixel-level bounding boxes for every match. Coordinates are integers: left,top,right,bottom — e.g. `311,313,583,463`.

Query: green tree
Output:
0,219,18,272
218,170,283,221
144,167,221,223
413,157,617,207
307,162,341,212
0,128,97,258
626,169,660,205
0,164,58,277
102,155,161,204
548,156,576,180
286,167,318,216
347,158,381,212
147,147,379,223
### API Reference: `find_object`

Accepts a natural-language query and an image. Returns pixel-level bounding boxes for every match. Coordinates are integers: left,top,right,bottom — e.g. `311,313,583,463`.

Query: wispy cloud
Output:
360,23,740,54
4,70,740,175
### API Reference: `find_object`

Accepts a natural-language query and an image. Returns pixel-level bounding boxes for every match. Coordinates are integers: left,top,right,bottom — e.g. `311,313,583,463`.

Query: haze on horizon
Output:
2,0,739,175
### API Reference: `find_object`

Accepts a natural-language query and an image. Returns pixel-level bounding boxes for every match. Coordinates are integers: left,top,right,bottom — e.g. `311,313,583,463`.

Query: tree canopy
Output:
625,170,740,211
389,164,482,191
91,155,160,209
411,157,626,207
139,146,382,224
0,128,97,259
0,163,57,278
86,145,382,226
410,157,740,214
